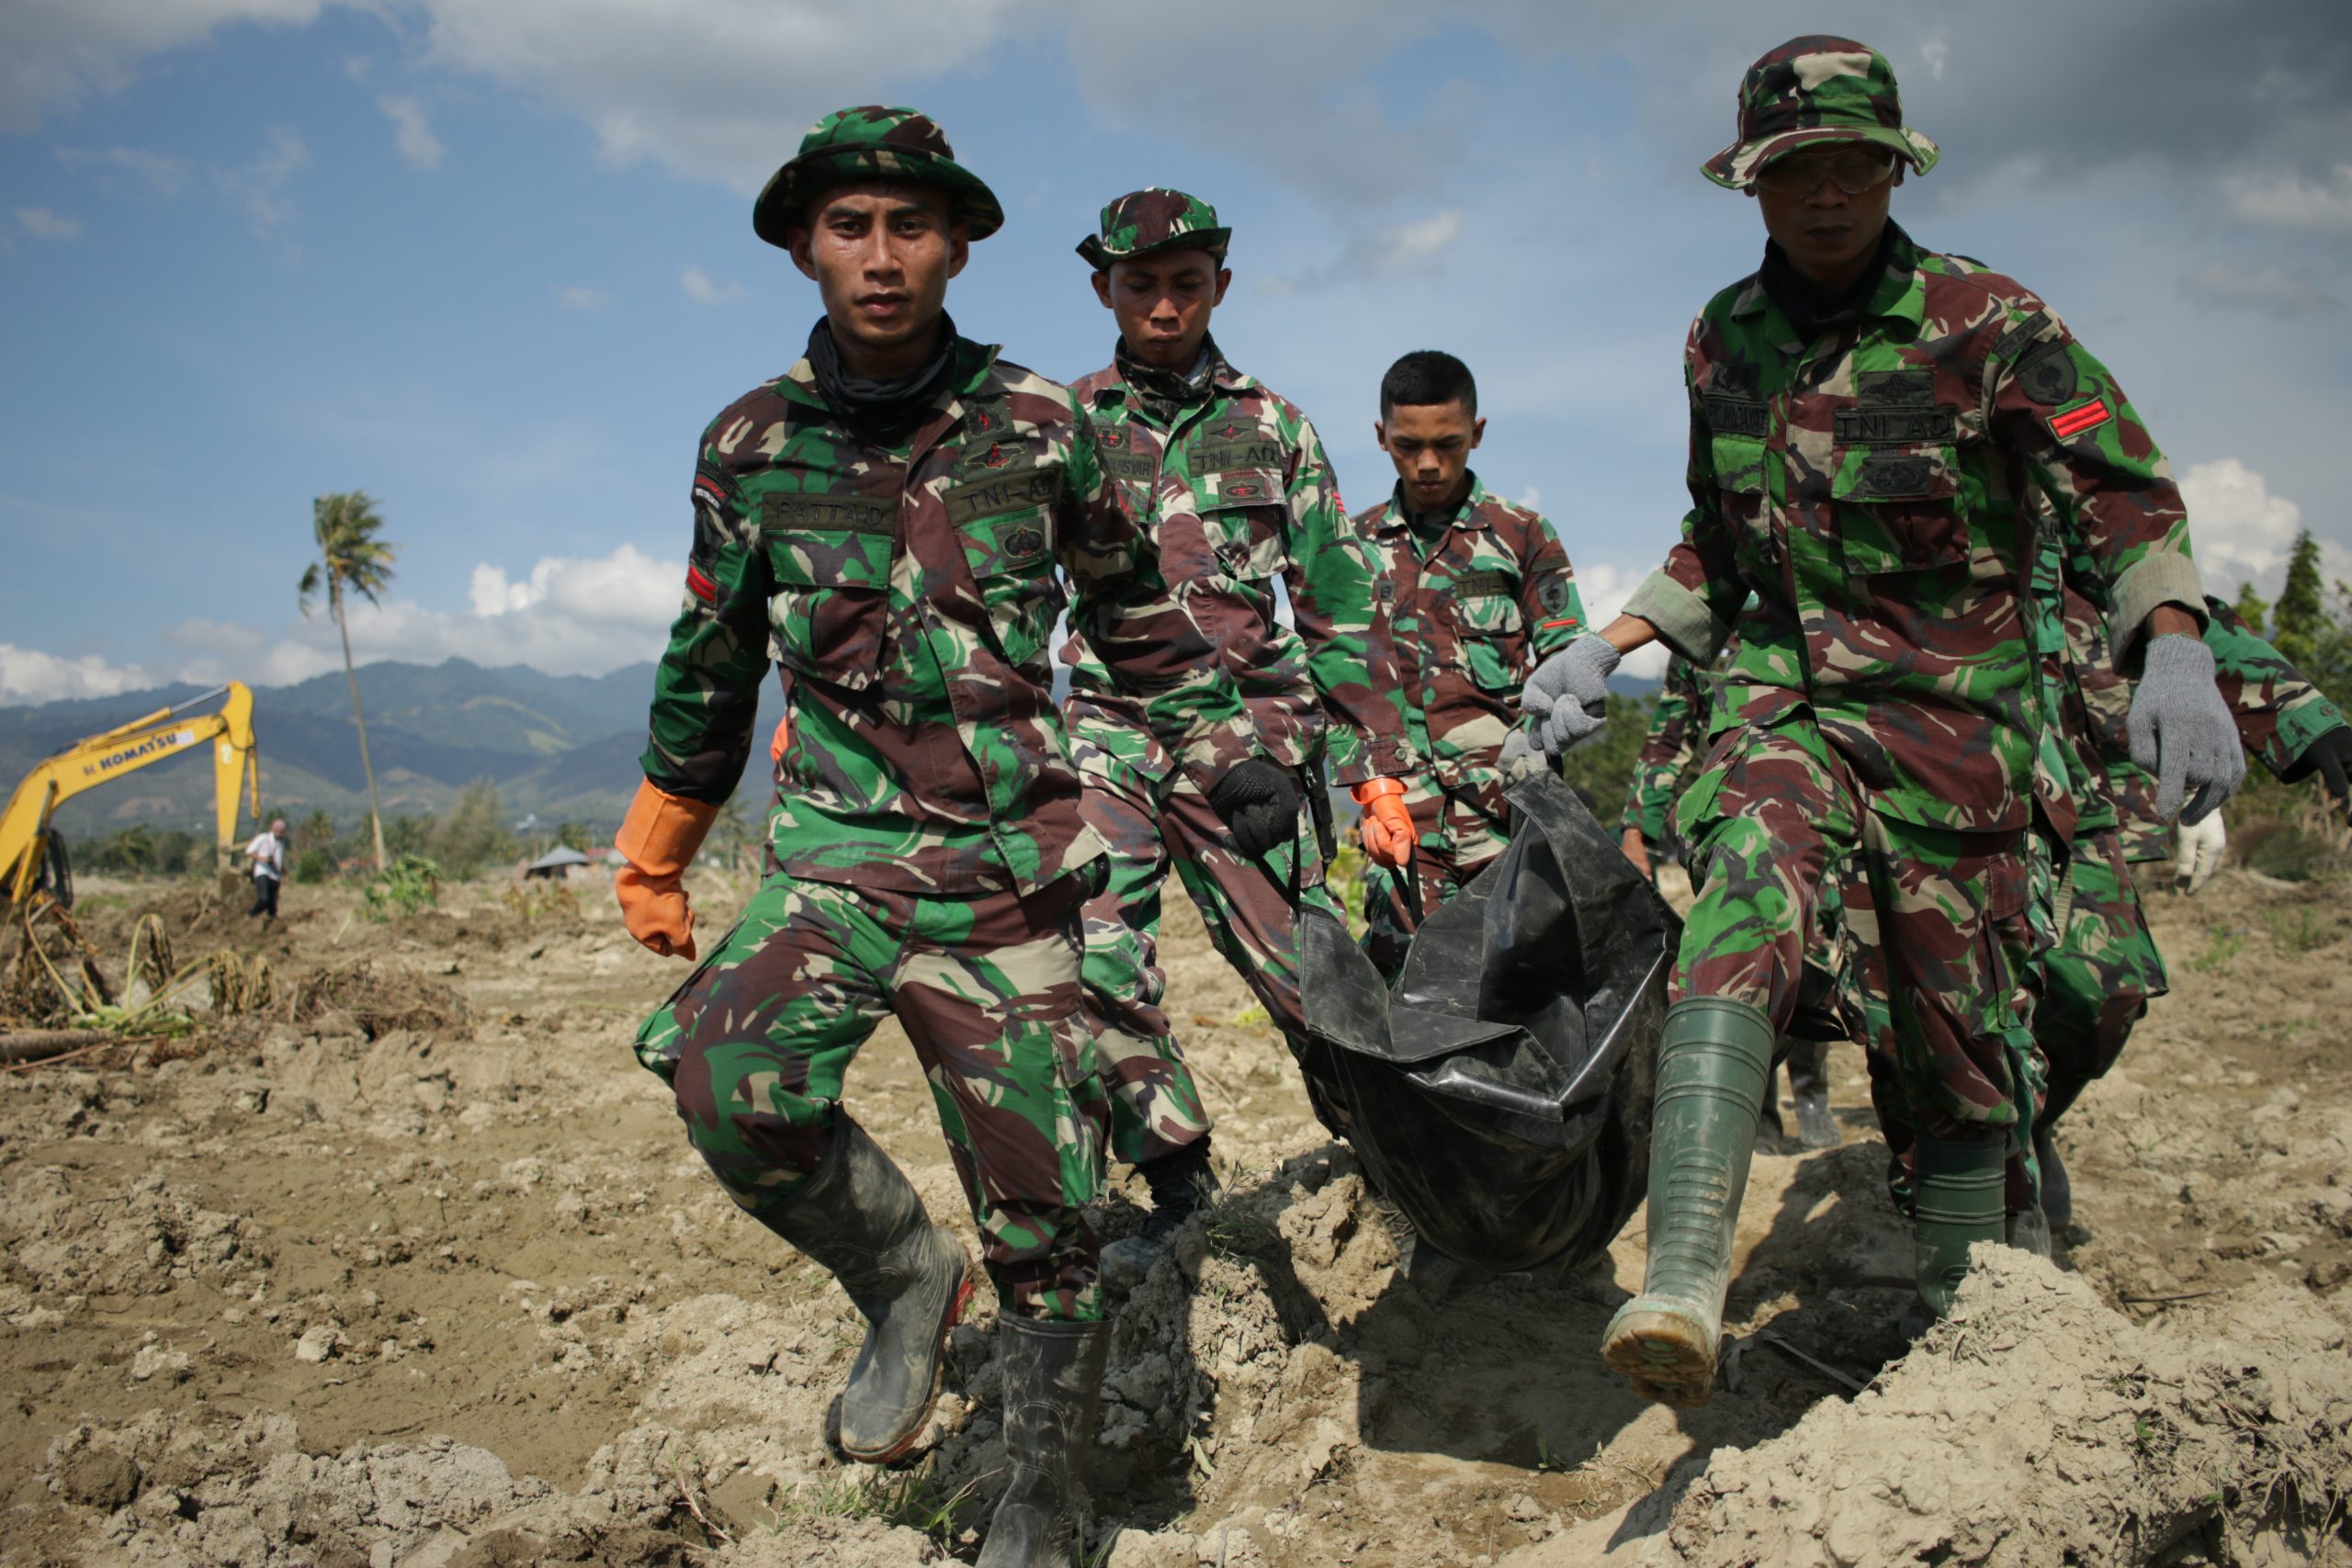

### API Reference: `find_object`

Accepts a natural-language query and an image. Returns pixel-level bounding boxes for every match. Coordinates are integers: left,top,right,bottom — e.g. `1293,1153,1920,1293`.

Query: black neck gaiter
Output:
806,314,958,446
1115,333,1221,423
1758,223,1904,341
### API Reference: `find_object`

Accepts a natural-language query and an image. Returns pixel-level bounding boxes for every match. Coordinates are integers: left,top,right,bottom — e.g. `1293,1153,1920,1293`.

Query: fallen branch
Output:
1758,1332,1870,1393
0,1028,112,1064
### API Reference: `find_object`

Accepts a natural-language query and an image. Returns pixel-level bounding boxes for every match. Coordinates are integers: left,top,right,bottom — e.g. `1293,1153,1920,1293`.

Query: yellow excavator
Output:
0,682,260,912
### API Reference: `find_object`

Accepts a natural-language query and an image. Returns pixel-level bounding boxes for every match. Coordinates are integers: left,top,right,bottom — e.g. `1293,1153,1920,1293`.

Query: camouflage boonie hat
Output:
1076,187,1231,270
1702,36,1939,191
752,105,1004,248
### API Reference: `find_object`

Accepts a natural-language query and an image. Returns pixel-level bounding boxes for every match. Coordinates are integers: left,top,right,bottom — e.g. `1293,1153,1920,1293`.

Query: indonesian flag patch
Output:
2049,398,2113,441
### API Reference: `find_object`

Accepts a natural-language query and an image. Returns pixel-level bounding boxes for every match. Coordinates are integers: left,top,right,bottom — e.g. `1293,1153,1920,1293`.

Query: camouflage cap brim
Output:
1075,226,1233,270
1702,122,1940,191
752,149,1005,248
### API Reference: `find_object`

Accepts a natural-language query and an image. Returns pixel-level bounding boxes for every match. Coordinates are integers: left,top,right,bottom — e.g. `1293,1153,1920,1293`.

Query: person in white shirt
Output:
244,818,288,921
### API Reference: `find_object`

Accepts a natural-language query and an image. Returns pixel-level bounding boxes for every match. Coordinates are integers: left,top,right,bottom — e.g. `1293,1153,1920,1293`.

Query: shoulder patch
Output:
1535,575,1572,615
2015,344,2079,406
2049,399,2113,442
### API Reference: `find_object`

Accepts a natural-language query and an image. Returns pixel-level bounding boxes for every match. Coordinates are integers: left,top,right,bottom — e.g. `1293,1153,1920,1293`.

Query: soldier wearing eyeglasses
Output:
1516,36,2244,1405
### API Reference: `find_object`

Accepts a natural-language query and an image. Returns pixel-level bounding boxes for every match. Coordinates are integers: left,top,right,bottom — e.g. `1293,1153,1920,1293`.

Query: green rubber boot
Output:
1912,1135,2006,1320
1601,996,1775,1407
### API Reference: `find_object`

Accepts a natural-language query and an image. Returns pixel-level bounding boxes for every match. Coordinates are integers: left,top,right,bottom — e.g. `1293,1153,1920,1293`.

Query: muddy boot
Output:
2006,1203,2052,1259
765,1115,972,1464
1753,1066,1788,1152
1792,1089,1839,1149
1601,997,1775,1407
1785,1037,1838,1148
976,1316,1112,1568
2032,1122,2072,1231
1911,1135,2006,1321
1099,1139,1216,1291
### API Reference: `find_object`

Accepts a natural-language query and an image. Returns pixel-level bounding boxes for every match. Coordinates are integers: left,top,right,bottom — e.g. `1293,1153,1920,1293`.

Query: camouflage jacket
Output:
1622,651,1717,844
1622,224,2205,834
2034,524,2347,858
1357,474,1583,808
1060,343,1413,785
639,334,1255,897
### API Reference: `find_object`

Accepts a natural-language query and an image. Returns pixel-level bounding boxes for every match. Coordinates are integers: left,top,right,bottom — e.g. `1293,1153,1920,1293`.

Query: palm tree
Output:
299,491,397,873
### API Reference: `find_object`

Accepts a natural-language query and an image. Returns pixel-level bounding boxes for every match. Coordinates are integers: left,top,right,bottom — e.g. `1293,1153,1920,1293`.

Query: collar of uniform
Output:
1727,221,1926,331
775,335,1001,421
1094,337,1254,407
1382,470,1490,532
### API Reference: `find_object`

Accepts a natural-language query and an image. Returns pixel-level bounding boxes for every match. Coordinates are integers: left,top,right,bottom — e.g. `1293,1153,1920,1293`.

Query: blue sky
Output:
4,0,2348,703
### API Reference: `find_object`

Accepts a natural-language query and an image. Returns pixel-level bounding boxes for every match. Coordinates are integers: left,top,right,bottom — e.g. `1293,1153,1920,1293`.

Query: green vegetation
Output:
773,1465,974,1544
1553,691,1657,826
361,852,442,920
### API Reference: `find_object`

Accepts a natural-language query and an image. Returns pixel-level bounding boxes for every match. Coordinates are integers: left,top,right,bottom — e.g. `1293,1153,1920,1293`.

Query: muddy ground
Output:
1,863,2346,1566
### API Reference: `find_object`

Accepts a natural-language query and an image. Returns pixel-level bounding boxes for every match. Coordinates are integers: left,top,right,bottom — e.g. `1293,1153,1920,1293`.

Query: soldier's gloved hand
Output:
1521,633,1619,760
615,779,720,960
2126,634,2246,825
1208,758,1303,860
2297,727,2351,821
1351,778,1417,869
1498,728,1548,784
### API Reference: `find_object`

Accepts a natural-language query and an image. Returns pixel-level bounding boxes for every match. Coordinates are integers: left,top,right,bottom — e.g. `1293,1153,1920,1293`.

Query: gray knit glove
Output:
1521,634,1620,760
2127,633,2245,825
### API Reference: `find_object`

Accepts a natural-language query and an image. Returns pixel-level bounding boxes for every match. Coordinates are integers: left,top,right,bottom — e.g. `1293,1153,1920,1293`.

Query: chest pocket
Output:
761,491,897,691
944,461,1066,668
1446,568,1525,691
1195,468,1291,582
1828,389,1969,574
1709,428,1777,570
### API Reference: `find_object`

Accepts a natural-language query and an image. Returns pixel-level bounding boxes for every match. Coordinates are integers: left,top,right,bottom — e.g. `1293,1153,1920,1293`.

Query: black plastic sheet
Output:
1299,771,1679,1272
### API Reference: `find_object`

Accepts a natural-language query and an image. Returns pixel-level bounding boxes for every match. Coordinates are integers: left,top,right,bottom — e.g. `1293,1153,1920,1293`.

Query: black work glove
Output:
2298,726,2352,821
1207,758,1303,860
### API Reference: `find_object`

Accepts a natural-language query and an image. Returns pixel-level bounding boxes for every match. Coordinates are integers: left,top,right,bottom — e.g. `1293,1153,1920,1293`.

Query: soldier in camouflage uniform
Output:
2003,540,2349,1227
1521,39,2245,1406
1619,642,1847,1152
613,110,1261,1567
1059,188,1417,1283
1351,350,1587,976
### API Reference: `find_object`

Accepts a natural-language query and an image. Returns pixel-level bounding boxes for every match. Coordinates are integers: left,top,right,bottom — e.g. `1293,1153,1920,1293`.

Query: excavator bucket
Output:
1299,770,1678,1273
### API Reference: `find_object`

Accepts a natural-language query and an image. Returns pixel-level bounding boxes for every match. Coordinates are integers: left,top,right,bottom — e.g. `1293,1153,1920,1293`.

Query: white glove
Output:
1521,634,1620,760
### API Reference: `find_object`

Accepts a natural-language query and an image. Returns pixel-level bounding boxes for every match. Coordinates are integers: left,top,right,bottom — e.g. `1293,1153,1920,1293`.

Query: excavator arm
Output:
0,682,260,909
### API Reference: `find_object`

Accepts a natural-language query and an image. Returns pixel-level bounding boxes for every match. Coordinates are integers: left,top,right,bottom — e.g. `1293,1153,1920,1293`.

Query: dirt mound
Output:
1517,1248,2352,1567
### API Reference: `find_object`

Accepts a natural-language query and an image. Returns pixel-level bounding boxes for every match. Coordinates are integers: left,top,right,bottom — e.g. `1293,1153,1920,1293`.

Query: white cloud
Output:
1261,208,1463,294
2220,163,2352,231
0,0,328,131
379,93,445,170
1515,486,1542,509
2180,457,2303,596
680,265,744,306
0,644,157,705
215,125,311,235
415,0,1024,191
55,144,189,197
16,206,81,240
2180,262,2339,318
159,544,683,688
554,283,613,311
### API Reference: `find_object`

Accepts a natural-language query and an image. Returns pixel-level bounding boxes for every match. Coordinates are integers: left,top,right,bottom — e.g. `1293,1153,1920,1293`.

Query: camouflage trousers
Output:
1673,718,2041,1210
2034,826,2168,1125
633,868,1110,1322
1361,775,1510,977
1069,712,1336,1168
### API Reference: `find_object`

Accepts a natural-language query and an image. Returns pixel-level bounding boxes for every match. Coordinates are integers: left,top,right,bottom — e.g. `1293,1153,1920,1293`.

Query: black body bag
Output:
1298,771,1678,1272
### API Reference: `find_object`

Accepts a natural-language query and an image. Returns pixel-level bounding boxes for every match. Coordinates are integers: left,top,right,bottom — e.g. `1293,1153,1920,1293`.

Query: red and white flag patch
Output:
2049,398,2112,441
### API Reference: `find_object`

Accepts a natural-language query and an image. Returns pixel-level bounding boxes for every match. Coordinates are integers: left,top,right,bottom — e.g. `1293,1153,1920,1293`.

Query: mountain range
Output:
3,657,1657,840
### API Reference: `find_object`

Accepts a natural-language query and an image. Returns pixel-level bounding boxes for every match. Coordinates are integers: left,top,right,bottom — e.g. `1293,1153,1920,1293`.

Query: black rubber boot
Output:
1099,1138,1216,1290
1601,996,1775,1407
2033,1122,2072,1230
1911,1135,2006,1320
762,1115,972,1463
976,1316,1112,1568
1785,1037,1839,1148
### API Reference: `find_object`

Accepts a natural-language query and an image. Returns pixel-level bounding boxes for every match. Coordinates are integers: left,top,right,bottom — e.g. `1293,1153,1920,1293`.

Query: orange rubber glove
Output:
1351,777,1418,870
614,779,720,961
769,708,791,767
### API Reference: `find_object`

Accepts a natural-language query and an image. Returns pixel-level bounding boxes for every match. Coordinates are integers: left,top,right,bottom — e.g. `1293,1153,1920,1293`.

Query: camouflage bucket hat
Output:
1702,36,1939,191
752,105,1004,248
1076,187,1231,270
